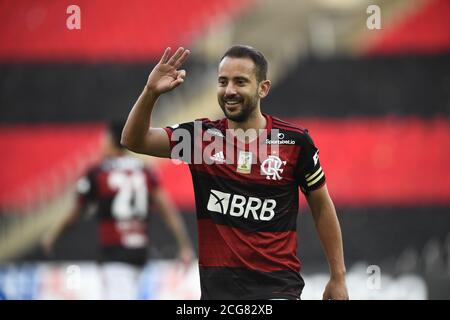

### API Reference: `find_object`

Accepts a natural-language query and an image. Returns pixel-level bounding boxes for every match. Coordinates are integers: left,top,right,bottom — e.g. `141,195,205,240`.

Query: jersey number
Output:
108,171,148,220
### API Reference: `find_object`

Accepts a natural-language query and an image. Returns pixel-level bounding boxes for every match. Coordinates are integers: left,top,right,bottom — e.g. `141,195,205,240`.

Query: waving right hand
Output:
146,47,190,95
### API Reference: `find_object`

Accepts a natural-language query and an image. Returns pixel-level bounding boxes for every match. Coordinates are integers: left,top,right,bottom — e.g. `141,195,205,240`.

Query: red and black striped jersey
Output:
77,155,159,265
164,114,326,300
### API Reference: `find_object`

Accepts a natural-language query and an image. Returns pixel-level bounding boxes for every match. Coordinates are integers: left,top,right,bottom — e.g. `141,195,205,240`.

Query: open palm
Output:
147,47,190,94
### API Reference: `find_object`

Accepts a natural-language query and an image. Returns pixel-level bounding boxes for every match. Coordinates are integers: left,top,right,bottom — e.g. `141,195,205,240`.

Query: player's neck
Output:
227,109,266,132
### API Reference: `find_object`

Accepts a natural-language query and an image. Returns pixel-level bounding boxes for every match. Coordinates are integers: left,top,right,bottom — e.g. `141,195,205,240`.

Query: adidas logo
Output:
210,151,225,163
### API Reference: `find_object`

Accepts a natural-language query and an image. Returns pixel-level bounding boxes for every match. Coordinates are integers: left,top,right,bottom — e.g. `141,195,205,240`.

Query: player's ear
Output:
258,79,271,98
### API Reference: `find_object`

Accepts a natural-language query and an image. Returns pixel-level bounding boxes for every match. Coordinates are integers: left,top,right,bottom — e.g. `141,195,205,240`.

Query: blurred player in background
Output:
42,122,194,299
121,45,348,300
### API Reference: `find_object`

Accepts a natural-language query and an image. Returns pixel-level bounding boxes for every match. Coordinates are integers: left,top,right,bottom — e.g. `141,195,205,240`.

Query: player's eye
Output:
235,78,247,86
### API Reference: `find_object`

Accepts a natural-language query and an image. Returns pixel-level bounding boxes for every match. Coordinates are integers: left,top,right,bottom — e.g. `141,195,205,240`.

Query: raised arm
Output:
306,184,349,300
121,47,190,157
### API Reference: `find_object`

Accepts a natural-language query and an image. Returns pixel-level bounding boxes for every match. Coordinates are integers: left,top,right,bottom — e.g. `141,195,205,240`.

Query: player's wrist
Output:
330,270,346,281
143,85,161,99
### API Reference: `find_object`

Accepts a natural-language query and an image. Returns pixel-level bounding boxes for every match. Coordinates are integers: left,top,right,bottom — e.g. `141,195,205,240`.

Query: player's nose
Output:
225,83,237,96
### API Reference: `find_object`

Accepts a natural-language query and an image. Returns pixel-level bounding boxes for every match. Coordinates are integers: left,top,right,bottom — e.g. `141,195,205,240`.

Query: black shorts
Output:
99,246,148,267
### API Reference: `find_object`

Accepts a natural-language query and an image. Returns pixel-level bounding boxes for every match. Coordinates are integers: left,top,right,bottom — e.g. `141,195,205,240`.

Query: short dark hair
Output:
220,45,268,82
108,121,125,149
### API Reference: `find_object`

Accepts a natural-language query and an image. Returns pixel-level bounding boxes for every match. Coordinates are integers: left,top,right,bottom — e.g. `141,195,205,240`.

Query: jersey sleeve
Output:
294,130,326,195
76,168,97,207
163,119,207,163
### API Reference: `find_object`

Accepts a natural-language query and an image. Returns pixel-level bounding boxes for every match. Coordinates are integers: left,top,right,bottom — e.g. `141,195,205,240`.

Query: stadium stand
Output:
0,124,103,211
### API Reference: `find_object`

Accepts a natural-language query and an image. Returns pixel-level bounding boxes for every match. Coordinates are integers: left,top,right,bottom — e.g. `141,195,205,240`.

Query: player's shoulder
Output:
196,117,225,128
85,164,102,177
169,118,221,130
271,115,306,134
101,155,145,172
195,117,227,135
77,165,101,190
270,115,315,145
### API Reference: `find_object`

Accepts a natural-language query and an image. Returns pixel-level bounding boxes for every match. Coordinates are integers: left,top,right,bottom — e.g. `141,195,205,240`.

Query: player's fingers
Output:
174,50,190,69
170,77,184,90
159,47,171,64
177,69,186,79
167,47,184,66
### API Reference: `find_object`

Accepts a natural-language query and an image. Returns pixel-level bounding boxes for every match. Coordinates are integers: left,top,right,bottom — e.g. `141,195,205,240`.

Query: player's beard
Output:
218,91,259,123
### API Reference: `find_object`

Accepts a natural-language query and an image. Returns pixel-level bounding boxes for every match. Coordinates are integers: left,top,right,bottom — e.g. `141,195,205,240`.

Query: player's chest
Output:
197,141,300,184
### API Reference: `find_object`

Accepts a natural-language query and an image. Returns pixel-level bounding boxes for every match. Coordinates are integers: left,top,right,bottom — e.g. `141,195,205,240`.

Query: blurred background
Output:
1,0,450,299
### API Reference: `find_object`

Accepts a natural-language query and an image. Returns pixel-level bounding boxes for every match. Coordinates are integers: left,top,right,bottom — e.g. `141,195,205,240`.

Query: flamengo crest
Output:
260,155,286,180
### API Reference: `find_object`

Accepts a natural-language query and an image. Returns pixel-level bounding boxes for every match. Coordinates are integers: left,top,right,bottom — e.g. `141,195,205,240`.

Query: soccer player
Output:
121,45,348,300
42,122,194,299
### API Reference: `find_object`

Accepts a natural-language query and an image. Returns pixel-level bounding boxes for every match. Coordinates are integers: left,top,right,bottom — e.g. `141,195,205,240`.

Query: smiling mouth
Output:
224,99,242,109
